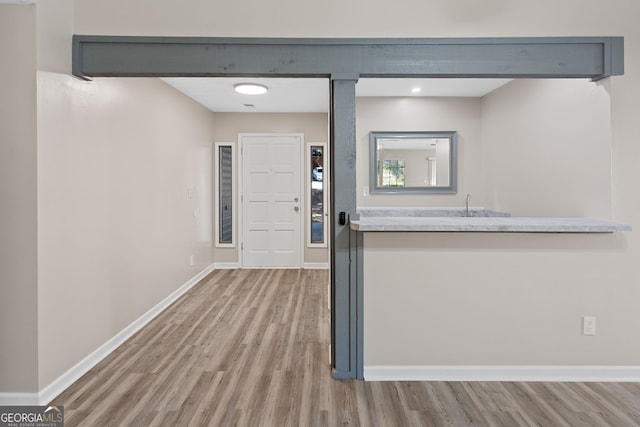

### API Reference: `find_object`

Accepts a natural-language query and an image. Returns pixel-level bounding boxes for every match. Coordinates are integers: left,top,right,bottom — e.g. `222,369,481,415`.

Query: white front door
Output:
241,134,302,268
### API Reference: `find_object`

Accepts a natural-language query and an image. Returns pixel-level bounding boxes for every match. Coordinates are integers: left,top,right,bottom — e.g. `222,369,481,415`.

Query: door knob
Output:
294,197,299,202
294,206,299,212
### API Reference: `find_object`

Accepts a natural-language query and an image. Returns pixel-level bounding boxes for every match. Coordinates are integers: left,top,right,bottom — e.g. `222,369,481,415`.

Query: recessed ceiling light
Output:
411,87,421,94
234,83,268,95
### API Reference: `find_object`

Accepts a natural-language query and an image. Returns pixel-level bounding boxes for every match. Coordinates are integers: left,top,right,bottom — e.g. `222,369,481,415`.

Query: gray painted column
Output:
330,74,360,379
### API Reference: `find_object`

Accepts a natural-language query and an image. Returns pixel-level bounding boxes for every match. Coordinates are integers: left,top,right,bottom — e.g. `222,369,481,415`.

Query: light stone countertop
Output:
350,216,632,233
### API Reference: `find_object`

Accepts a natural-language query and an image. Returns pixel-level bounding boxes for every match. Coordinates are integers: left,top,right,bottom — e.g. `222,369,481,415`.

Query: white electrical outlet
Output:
583,316,596,336
189,255,195,266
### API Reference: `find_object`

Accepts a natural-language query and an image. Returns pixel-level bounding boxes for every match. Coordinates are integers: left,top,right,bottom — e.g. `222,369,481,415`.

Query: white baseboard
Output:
221,263,328,269
0,392,40,406
212,262,240,269
364,365,640,382
0,1,36,5
0,264,216,406
303,262,329,269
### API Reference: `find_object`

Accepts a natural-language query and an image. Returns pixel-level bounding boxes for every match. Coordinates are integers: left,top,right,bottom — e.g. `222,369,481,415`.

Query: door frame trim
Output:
238,132,305,269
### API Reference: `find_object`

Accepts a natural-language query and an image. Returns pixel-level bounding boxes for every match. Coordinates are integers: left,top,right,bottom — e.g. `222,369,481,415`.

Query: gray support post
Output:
330,74,360,379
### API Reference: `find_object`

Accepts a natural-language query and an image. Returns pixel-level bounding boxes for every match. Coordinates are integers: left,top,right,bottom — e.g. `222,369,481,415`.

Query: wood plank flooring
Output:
51,269,640,426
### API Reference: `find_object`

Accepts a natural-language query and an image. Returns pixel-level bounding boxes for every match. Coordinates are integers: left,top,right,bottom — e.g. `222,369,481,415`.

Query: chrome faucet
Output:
465,194,471,217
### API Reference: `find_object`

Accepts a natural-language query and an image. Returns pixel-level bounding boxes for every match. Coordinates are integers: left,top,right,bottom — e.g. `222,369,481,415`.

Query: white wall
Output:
364,231,633,366
357,97,484,207
0,4,39,393
483,79,612,218
35,75,215,389
363,78,638,369
212,112,329,265
72,0,633,39
12,0,217,392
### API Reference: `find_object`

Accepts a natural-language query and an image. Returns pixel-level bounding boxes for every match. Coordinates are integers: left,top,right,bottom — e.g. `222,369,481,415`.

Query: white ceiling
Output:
162,78,329,114
356,78,511,98
161,77,512,113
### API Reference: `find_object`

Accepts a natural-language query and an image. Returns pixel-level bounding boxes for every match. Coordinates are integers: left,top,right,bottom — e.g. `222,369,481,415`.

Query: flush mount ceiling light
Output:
411,87,422,93
234,83,268,95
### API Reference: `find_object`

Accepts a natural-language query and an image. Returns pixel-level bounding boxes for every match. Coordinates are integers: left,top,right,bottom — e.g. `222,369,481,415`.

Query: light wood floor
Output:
52,269,640,426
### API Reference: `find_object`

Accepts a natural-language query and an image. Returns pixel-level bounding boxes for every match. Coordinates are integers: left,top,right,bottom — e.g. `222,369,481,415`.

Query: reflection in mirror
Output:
309,144,326,245
370,131,457,194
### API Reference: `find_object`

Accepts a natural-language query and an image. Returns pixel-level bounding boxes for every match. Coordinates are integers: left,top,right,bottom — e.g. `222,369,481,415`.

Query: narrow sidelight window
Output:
216,143,234,246
309,143,328,246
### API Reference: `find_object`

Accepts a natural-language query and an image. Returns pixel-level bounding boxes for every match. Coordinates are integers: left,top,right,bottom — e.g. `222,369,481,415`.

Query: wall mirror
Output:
369,131,457,194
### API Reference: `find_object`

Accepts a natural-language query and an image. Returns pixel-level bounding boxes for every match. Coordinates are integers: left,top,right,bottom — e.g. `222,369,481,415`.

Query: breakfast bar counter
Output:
350,207,631,233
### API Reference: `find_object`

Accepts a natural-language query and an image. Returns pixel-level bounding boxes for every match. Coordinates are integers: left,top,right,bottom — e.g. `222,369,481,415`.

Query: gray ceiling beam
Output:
73,36,623,80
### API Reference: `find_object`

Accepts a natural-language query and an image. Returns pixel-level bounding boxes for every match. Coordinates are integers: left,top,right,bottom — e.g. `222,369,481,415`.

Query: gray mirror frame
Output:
369,131,458,194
